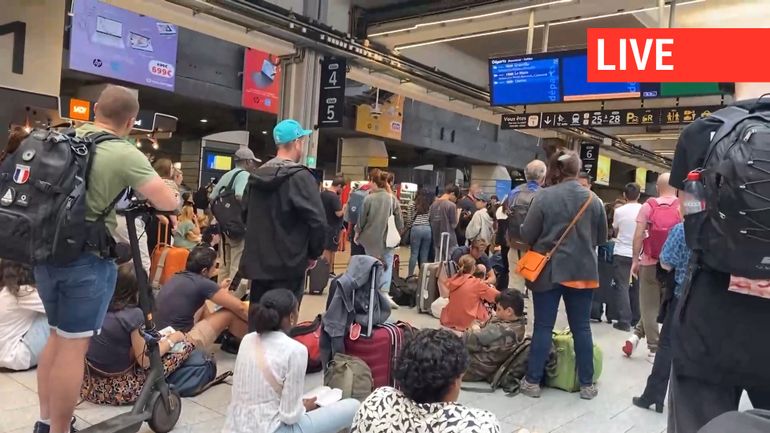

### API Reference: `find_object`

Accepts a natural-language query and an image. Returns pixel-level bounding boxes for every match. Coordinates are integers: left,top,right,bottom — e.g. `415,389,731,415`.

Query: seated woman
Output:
223,289,359,433
0,260,48,371
440,255,500,332
81,263,194,405
154,245,249,352
173,198,202,250
351,329,500,433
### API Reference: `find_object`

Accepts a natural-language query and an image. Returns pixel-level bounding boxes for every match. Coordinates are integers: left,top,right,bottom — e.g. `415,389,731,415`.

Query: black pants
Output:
668,368,770,433
248,277,304,330
612,256,634,326
639,296,678,405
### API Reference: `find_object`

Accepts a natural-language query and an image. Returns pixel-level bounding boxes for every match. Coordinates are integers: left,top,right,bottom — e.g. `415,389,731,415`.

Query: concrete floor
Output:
0,246,710,433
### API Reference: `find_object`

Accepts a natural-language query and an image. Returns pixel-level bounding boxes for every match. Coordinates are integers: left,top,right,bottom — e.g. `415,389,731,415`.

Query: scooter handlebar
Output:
116,200,177,217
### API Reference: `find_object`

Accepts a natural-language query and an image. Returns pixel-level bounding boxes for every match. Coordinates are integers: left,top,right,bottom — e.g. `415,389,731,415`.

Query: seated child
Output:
462,289,527,383
440,255,500,332
82,262,194,405
0,260,48,371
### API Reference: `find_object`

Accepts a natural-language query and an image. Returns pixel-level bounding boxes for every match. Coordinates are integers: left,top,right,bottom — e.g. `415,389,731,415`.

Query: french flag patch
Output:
13,164,30,184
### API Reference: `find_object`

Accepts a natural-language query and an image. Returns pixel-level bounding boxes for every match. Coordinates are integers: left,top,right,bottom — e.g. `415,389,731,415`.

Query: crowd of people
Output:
0,81,768,433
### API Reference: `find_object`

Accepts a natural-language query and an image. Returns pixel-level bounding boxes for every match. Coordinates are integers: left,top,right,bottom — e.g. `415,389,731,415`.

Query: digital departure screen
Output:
490,56,560,105
204,152,233,171
561,54,640,101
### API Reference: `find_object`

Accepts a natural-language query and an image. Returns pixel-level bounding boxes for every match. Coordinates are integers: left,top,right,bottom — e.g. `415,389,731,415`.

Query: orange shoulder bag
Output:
516,194,593,283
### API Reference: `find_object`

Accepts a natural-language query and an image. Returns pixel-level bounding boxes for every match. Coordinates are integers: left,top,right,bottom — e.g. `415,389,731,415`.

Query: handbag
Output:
516,194,593,283
385,196,401,248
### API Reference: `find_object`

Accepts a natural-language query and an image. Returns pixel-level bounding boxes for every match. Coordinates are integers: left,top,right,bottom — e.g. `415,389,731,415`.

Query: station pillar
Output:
280,50,322,167
471,165,513,200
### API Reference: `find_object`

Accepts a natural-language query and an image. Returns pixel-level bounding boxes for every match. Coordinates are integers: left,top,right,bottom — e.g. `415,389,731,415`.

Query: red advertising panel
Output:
242,48,281,114
587,28,770,83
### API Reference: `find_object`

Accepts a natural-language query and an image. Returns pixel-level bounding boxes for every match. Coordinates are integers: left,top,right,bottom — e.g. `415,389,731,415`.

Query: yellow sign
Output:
596,155,611,186
635,167,648,193
355,95,404,140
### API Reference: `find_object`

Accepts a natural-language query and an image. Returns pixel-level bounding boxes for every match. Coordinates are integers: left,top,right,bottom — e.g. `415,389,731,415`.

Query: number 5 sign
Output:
318,57,346,129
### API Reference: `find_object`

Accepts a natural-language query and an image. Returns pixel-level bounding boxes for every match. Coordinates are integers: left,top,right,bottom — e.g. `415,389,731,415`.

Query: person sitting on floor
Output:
223,289,359,433
172,196,202,251
451,239,496,285
351,329,500,433
154,245,248,353
81,262,194,405
441,255,500,332
462,289,527,383
0,260,48,371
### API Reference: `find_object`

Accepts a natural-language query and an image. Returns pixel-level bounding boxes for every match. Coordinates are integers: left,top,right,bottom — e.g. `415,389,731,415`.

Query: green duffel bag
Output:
545,328,603,392
324,353,374,401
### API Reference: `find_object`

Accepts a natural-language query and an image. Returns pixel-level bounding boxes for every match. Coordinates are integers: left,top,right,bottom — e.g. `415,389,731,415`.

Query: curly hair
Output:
394,329,469,404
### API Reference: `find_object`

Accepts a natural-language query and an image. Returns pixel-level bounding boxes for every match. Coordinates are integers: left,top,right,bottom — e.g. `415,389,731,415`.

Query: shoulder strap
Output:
254,334,283,395
704,106,770,165
218,169,245,196
547,194,593,258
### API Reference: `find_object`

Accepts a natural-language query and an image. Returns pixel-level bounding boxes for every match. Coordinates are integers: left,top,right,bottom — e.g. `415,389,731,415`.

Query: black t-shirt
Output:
87,307,144,373
155,271,219,332
320,189,343,230
670,99,770,386
450,245,492,270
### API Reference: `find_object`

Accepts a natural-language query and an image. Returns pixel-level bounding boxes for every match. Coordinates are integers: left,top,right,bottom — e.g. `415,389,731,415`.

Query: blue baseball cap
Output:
273,119,312,145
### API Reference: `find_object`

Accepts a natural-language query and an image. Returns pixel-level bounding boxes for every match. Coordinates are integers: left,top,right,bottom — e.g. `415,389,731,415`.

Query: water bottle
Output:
683,171,706,215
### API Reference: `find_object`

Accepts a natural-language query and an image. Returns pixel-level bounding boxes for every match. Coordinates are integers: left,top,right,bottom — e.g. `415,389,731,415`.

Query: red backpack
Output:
288,314,322,373
643,198,681,260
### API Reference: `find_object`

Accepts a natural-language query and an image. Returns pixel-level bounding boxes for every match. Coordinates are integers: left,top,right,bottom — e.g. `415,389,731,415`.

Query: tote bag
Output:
386,196,401,248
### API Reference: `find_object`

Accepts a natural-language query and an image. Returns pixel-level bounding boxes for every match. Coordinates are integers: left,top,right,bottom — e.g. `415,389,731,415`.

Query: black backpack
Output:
506,189,536,250
685,106,770,279
210,169,247,240
0,128,120,265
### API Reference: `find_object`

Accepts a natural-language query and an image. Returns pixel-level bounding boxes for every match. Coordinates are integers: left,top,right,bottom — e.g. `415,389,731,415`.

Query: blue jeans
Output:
21,315,50,368
527,284,595,387
274,398,359,433
408,225,432,276
34,253,118,338
380,248,396,293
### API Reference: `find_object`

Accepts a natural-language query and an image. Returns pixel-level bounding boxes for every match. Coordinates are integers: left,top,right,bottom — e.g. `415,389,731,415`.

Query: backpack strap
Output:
218,169,245,196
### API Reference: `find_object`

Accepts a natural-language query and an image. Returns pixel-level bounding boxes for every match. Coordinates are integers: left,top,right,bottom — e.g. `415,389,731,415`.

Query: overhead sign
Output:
500,105,721,130
1,0,65,97
356,95,404,140
69,0,179,91
636,167,648,193
242,48,281,114
579,142,599,182
596,155,611,186
318,57,347,128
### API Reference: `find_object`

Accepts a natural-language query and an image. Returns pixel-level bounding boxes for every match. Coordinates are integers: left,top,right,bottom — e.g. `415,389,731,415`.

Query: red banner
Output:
587,28,770,83
242,48,281,114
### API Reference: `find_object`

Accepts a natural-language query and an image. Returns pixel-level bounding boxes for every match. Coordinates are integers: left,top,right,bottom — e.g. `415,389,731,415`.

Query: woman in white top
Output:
223,289,359,433
0,260,49,371
465,194,495,248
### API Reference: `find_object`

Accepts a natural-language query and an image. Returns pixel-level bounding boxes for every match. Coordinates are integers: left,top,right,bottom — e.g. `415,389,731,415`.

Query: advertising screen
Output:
69,0,179,91
561,53,640,101
205,152,233,171
242,48,281,114
490,56,560,105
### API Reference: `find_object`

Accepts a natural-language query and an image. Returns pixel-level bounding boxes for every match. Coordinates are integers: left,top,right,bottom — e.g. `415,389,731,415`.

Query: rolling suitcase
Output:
307,256,331,295
345,322,413,389
150,223,189,289
418,232,450,313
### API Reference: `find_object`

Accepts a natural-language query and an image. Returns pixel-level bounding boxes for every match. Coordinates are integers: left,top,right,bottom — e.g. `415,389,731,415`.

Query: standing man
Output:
345,170,376,256
625,173,680,362
33,85,178,433
456,183,480,246
429,183,461,256
506,159,547,291
240,119,326,312
611,183,642,332
209,147,261,294
321,176,346,275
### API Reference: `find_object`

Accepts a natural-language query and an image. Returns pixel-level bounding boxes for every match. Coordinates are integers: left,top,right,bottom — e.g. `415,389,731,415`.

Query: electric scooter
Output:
80,201,181,433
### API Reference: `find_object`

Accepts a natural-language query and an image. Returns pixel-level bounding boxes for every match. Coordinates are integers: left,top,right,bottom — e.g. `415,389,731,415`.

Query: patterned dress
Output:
351,387,500,433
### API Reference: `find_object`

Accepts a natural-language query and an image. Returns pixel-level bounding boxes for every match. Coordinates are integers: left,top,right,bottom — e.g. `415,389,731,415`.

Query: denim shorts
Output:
34,253,118,338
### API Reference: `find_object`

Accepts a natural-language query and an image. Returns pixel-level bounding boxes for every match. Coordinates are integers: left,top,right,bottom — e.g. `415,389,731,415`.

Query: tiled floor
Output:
0,247,740,433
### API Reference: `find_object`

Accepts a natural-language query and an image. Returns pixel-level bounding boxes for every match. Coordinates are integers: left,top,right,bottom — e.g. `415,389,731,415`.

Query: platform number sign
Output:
580,142,599,182
318,57,346,128
0,21,26,75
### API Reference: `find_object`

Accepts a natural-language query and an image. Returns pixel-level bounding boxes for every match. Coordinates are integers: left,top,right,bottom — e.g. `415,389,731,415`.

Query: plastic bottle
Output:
683,171,707,215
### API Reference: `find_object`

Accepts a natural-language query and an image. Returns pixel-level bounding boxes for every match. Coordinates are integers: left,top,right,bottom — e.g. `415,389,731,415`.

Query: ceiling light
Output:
390,156,397,160
369,0,573,37
262,130,268,135
398,25,543,50
550,0,705,27
200,119,208,123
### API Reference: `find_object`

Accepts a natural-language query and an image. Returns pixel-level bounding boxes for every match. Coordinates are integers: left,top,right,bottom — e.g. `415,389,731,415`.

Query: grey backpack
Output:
323,353,373,401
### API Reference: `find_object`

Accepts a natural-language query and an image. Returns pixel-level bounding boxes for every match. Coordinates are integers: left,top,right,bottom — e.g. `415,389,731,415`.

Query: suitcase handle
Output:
156,221,171,248
438,232,451,263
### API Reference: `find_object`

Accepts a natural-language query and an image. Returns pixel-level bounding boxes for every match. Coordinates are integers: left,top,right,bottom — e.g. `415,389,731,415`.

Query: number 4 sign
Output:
317,57,346,129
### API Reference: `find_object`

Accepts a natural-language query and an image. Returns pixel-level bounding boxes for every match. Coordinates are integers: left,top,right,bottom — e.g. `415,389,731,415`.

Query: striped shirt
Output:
413,212,430,226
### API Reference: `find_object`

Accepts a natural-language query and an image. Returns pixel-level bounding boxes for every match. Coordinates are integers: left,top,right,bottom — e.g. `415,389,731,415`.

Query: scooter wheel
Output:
148,389,182,433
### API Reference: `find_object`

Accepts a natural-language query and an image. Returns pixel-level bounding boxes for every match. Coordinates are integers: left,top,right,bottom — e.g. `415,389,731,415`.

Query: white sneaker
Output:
623,334,640,357
647,352,656,364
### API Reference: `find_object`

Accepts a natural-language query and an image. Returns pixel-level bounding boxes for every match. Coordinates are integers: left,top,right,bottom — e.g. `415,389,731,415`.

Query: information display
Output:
490,56,559,105
561,53,640,101
500,105,722,129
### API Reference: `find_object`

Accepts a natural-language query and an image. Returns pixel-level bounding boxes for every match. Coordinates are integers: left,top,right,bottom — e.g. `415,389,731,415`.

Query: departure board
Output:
561,53,641,101
490,56,560,105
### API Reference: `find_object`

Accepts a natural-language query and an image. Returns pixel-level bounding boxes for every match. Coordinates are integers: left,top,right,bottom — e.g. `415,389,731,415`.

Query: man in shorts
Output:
321,176,346,275
33,85,178,433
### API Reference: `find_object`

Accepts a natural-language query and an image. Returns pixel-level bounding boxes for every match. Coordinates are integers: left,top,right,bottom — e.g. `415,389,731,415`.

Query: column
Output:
280,50,322,167
471,165,513,200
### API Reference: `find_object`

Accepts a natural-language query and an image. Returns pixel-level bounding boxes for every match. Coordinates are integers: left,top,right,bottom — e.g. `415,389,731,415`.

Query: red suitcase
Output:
344,322,413,389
